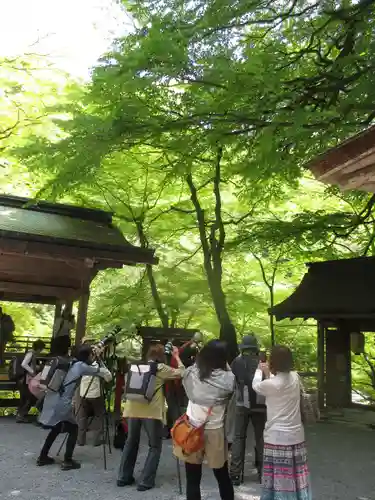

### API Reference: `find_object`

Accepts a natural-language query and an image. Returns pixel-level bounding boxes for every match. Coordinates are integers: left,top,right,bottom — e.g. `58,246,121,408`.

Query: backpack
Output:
1,314,15,341
8,356,24,381
233,354,266,410
39,356,73,393
125,362,158,402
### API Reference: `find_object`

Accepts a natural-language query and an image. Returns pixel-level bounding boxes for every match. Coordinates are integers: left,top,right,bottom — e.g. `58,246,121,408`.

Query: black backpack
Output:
8,356,24,381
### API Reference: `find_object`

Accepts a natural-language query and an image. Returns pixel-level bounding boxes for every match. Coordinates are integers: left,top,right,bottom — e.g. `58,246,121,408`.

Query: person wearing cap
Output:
229,334,266,485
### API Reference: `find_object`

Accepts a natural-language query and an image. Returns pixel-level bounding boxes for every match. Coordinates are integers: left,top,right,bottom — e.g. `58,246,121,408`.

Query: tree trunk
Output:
269,288,276,346
186,151,238,361
136,220,169,329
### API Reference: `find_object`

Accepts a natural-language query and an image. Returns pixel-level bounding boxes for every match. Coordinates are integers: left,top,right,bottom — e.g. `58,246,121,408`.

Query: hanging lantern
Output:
350,332,365,355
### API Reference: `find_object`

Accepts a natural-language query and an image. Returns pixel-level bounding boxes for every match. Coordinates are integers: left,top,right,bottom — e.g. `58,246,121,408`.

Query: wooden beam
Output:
75,292,90,346
317,321,325,410
0,292,57,304
0,281,78,300
0,237,156,265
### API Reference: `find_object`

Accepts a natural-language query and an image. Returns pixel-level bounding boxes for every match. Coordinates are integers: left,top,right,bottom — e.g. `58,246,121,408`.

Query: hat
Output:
239,334,259,351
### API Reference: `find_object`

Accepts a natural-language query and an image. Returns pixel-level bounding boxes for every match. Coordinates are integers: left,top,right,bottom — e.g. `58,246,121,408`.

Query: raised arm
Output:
158,347,185,380
252,367,276,397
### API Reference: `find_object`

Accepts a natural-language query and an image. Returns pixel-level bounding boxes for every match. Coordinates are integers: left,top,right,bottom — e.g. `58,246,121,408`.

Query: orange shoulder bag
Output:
171,407,213,455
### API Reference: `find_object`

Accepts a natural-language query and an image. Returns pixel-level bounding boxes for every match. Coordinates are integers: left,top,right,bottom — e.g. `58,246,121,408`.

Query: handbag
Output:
299,376,318,425
113,418,128,450
171,407,213,455
28,373,46,400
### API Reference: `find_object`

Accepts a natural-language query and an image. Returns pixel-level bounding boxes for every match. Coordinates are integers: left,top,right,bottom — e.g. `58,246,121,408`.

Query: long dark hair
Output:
196,339,227,381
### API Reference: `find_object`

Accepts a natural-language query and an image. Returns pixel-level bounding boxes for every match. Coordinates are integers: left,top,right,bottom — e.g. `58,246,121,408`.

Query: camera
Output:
96,326,121,349
164,341,173,356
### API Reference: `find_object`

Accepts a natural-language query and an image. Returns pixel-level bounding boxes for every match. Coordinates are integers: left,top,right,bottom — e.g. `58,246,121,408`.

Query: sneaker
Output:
16,416,29,424
37,456,55,467
61,459,81,471
117,478,135,487
230,475,241,486
137,485,153,492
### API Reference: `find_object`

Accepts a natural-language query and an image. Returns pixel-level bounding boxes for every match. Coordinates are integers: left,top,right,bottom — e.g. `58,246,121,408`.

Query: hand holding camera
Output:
259,361,270,379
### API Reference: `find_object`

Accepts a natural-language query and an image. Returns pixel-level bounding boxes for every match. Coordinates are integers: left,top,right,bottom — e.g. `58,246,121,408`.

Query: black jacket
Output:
231,353,266,411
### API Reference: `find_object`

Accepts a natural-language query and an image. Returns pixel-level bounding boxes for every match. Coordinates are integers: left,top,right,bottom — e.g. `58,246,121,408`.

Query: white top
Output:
186,401,226,430
21,351,36,376
80,362,112,399
252,369,304,445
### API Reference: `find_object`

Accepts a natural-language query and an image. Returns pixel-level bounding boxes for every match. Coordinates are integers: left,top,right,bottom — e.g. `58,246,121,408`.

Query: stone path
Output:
0,418,374,500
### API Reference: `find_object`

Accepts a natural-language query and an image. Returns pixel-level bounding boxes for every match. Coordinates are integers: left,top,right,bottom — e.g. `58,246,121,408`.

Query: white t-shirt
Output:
21,351,36,376
252,369,304,445
186,401,226,430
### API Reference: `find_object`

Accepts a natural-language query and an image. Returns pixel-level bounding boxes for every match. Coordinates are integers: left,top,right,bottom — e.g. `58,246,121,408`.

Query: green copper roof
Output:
0,205,127,248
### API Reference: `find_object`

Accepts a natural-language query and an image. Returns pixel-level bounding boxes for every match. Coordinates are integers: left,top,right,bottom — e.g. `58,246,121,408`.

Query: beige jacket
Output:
80,362,112,399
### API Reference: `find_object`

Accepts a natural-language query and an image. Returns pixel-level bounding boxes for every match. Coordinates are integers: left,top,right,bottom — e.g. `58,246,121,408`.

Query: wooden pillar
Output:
52,301,63,339
317,322,325,409
75,292,90,346
326,327,351,408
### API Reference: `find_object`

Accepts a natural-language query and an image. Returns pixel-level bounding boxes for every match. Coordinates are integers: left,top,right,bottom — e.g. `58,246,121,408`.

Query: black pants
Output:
164,387,183,436
230,408,266,477
118,418,163,489
17,377,36,417
40,421,78,461
185,461,234,500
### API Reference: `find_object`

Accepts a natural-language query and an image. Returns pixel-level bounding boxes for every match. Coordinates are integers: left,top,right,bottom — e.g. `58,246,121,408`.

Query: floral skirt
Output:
261,442,312,500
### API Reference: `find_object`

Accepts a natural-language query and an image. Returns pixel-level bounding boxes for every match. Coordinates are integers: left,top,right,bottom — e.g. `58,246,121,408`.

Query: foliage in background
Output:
2,0,375,396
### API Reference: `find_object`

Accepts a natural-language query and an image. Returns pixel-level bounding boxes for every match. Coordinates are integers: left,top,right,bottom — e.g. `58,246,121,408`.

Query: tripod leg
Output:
176,458,182,494
57,433,68,456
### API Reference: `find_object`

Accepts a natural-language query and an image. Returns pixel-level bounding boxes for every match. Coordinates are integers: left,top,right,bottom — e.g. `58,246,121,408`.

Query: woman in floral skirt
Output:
252,345,312,500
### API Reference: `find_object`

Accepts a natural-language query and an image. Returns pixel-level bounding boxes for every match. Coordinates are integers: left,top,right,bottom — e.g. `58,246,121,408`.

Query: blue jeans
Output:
118,417,163,488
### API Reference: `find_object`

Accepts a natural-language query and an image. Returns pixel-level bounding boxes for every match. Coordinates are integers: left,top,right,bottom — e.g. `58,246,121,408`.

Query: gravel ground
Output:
0,419,374,500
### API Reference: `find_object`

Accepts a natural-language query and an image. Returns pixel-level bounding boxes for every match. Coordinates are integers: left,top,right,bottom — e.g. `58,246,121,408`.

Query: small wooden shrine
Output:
0,195,157,346
271,256,375,409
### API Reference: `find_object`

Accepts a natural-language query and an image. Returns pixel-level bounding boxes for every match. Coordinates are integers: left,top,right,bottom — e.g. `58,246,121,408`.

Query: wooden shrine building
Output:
137,326,198,359
308,124,375,192
271,256,375,410
0,195,157,347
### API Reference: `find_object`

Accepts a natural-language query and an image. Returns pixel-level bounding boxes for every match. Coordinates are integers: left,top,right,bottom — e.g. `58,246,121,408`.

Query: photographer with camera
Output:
164,332,204,439
76,339,112,447
117,343,185,492
37,340,111,470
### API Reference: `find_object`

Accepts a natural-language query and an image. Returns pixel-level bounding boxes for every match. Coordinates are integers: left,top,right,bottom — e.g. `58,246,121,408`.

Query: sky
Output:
0,0,132,78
